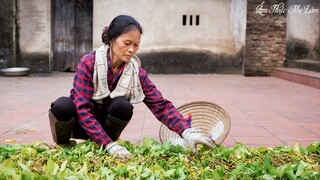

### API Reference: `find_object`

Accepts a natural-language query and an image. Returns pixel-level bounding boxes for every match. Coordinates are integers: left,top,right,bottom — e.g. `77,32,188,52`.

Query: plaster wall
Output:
18,0,51,72
18,0,51,53
287,0,319,47
93,0,245,54
286,0,320,60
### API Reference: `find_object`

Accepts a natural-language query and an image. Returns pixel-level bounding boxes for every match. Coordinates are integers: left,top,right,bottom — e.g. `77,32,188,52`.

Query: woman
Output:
49,15,213,159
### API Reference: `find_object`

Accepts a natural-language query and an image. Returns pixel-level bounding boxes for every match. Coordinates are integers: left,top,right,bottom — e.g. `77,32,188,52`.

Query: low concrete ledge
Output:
272,67,320,89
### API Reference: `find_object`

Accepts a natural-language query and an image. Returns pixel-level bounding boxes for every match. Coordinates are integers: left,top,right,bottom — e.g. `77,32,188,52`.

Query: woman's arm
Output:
70,52,113,146
139,68,191,135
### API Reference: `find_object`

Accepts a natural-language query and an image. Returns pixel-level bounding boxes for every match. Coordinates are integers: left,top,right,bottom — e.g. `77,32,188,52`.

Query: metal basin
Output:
0,67,30,77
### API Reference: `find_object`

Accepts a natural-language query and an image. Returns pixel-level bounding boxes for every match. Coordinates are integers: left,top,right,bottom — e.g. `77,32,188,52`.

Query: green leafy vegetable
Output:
0,138,319,179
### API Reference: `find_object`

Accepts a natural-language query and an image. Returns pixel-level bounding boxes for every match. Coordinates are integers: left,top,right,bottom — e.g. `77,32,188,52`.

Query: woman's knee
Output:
108,96,133,121
50,96,76,122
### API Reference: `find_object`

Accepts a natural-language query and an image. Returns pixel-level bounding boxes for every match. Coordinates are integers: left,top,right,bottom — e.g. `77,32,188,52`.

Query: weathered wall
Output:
245,0,287,76
286,0,320,60
93,0,246,74
17,0,51,73
0,0,16,69
231,0,247,53
4,0,319,75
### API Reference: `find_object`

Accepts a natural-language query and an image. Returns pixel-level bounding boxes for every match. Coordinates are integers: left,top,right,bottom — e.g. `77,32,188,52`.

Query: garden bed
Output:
0,138,319,179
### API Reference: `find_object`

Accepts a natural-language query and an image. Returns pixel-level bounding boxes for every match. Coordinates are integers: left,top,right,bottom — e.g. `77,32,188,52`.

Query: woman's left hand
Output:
182,128,215,155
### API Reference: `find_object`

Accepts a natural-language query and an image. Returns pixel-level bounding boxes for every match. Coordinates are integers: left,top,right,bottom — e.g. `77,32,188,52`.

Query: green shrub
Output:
0,138,319,179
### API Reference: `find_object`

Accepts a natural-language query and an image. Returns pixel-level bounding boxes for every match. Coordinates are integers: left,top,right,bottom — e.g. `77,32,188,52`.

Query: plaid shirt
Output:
70,50,191,146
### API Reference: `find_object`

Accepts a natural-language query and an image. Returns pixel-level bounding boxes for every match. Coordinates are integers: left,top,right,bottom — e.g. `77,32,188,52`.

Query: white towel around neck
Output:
92,45,145,104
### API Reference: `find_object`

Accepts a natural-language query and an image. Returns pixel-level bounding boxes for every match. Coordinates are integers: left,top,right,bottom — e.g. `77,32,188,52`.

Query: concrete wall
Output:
93,0,246,74
231,0,247,52
286,0,320,60
94,0,245,53
18,0,51,73
14,0,246,74
5,0,319,75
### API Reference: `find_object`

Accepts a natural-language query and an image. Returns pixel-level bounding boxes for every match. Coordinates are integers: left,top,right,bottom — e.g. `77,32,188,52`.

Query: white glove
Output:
182,128,215,155
106,142,132,159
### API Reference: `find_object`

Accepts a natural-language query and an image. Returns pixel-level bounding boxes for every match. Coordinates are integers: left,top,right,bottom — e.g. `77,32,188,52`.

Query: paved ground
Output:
0,72,319,148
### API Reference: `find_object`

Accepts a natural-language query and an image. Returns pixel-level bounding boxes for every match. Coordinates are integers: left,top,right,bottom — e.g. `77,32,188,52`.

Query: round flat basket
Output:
159,101,231,145
1,67,30,77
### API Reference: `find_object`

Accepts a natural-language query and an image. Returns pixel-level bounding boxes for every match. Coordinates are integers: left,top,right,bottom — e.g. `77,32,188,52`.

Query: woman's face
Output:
110,28,141,63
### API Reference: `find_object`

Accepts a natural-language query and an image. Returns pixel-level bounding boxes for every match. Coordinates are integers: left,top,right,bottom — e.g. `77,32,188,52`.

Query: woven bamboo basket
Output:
159,101,231,145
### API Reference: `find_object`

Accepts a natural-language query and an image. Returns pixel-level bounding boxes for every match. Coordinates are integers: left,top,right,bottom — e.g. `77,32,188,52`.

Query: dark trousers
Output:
49,96,133,144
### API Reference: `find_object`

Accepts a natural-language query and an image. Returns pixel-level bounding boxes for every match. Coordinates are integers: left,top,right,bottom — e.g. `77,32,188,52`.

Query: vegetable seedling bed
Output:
0,138,319,179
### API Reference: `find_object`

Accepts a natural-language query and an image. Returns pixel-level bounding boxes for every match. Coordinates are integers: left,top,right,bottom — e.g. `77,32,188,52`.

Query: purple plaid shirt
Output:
70,49,190,146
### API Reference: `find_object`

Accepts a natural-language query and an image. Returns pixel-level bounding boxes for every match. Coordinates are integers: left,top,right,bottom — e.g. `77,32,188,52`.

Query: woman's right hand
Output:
106,142,132,159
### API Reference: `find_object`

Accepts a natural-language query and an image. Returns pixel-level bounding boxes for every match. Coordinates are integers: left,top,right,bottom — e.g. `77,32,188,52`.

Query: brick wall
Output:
245,0,287,76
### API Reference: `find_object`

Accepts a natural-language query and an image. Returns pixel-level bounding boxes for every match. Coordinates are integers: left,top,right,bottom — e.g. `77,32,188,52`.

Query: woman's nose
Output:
128,46,134,53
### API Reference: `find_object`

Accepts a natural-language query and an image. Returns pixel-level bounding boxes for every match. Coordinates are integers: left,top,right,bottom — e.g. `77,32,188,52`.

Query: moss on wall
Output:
138,48,243,74
19,53,50,73
286,38,311,60
0,0,16,68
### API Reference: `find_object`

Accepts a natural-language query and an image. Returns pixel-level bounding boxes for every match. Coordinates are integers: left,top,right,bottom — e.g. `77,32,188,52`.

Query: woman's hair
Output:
102,15,143,45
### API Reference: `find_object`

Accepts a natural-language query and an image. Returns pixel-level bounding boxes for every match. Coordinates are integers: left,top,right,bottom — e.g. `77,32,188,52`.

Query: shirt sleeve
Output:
139,68,191,136
70,53,113,146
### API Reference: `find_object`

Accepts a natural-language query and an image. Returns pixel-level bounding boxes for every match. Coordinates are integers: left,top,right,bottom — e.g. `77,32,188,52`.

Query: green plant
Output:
0,138,319,179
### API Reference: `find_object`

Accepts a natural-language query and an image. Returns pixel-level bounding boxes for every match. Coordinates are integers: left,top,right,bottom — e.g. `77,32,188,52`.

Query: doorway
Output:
51,0,93,72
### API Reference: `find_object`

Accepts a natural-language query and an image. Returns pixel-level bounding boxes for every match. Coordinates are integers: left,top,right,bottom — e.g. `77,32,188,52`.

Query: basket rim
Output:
159,101,231,144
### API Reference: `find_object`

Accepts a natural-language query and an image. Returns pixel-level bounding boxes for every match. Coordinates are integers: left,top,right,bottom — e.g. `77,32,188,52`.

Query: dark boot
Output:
48,109,75,144
104,114,129,141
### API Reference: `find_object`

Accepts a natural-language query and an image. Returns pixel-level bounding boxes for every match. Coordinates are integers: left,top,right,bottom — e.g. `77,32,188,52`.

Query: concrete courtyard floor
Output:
0,72,319,148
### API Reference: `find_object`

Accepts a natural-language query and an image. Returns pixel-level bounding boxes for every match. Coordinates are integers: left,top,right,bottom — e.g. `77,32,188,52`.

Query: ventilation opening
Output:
182,15,187,25
182,14,200,26
196,15,200,25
